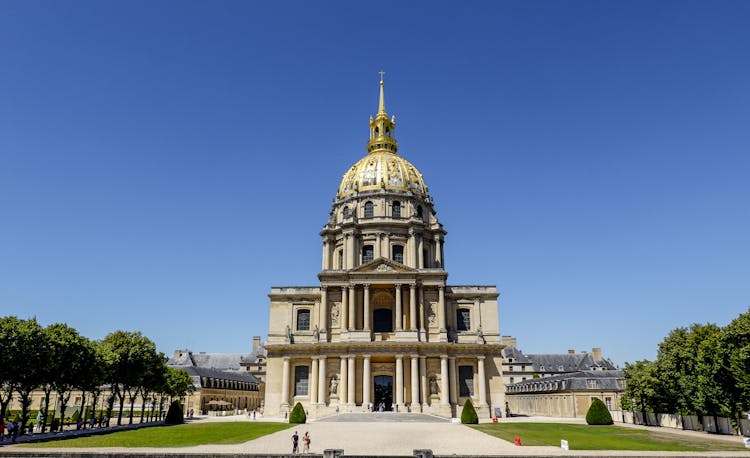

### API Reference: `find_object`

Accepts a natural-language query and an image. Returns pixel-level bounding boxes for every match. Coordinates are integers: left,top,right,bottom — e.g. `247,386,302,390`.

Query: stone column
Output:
395,354,404,408
348,233,356,269
339,357,347,404
341,286,348,331
320,286,328,333
410,354,419,408
375,234,382,259
409,284,417,331
347,355,356,406
419,356,428,406
363,355,371,408
438,286,446,332
281,357,291,407
440,355,449,406
310,357,319,404
478,355,487,407
409,232,417,268
318,355,327,405
435,235,443,267
342,234,349,270
384,233,391,260
418,235,424,269
449,357,458,405
419,286,426,334
363,284,371,331
395,284,402,331
322,240,327,270
474,297,482,330
348,285,356,330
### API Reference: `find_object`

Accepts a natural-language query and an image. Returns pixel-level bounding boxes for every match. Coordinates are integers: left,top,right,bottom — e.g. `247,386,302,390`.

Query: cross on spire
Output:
378,70,385,83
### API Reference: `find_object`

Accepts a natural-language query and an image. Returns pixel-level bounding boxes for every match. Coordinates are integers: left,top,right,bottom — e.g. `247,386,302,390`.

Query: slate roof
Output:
506,370,624,393
526,352,617,372
501,347,532,363
177,365,260,388
167,349,266,372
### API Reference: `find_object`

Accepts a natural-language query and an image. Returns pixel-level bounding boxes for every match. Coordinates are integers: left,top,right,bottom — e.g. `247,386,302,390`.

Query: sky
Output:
1,1,749,367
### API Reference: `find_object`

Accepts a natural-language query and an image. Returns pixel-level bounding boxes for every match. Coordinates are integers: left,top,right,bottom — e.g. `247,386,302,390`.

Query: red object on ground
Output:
492,417,498,423
514,436,521,446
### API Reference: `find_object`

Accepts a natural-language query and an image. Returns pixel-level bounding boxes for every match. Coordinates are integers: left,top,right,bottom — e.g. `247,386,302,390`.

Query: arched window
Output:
343,206,351,219
456,308,471,331
362,245,374,263
417,206,423,218
364,201,374,218
296,309,310,331
392,245,404,264
338,250,343,269
373,308,393,332
392,201,401,218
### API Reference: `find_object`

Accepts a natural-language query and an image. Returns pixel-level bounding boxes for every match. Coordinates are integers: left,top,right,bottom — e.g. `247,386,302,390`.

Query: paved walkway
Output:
2,414,749,456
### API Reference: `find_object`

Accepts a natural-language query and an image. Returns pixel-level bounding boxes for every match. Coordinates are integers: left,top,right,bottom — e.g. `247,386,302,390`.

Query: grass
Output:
21,422,292,448
472,422,748,451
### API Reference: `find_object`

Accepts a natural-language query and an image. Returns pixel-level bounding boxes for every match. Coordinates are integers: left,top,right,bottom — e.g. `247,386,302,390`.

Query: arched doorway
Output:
374,375,393,411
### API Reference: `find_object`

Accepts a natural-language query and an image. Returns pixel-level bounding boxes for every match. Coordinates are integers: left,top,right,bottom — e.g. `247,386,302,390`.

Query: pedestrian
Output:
0,418,5,442
12,420,20,443
252,410,256,420
303,431,311,453
291,430,299,454
89,416,95,429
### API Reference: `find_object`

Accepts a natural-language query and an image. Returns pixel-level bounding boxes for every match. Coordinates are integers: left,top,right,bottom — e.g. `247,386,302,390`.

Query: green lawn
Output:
21,422,292,448
472,422,747,451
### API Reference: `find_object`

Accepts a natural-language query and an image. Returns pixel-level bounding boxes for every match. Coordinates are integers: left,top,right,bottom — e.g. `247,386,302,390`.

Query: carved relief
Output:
372,291,393,307
376,263,394,272
428,302,437,327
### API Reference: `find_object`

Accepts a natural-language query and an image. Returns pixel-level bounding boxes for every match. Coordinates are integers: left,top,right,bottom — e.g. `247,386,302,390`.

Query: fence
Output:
614,410,750,436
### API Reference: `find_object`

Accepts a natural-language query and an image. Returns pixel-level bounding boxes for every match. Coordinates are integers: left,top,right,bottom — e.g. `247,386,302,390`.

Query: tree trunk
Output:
106,390,116,421
79,392,87,429
90,390,100,425
40,389,52,434
139,391,148,424
18,389,33,435
58,391,71,431
117,391,126,426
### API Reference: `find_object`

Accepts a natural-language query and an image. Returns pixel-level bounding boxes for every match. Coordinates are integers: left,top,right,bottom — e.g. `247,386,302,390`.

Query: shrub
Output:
460,399,479,424
164,401,184,425
289,402,306,424
71,410,80,423
586,398,613,425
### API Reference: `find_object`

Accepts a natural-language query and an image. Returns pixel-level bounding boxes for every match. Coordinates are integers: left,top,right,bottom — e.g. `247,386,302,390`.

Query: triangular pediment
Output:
351,257,416,273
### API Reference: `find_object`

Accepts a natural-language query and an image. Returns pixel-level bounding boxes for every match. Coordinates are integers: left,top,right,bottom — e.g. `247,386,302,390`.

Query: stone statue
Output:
313,325,320,342
429,376,438,395
285,324,291,340
329,376,339,396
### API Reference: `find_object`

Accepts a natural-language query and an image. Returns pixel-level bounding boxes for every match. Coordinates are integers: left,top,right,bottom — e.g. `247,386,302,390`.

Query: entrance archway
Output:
373,375,393,411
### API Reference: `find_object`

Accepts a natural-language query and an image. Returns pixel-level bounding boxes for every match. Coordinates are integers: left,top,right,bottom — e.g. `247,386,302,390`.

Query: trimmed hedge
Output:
289,402,306,424
461,399,479,424
164,401,184,425
586,398,613,425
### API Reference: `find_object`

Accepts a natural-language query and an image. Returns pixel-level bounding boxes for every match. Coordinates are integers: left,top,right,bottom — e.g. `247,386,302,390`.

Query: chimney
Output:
501,336,517,347
592,347,602,361
253,336,261,351
568,349,575,355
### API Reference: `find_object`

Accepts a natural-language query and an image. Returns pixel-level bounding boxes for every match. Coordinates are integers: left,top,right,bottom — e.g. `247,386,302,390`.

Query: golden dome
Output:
337,151,428,198
337,75,428,199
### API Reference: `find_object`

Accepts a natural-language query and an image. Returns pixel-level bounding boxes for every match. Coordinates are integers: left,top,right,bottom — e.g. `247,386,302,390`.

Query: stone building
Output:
500,337,617,385
263,78,505,419
505,370,625,418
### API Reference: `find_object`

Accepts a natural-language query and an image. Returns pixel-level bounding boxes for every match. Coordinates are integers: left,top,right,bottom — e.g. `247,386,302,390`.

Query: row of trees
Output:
623,308,750,421
0,316,193,434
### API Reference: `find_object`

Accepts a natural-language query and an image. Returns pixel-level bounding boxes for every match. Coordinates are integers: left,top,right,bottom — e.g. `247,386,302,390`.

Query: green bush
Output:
289,402,306,424
164,401,184,425
586,398,613,425
460,399,479,424
71,410,80,423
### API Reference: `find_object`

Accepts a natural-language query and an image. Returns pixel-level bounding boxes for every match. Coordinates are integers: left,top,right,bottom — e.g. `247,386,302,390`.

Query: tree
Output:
0,317,22,419
586,398,613,425
724,308,750,421
460,399,478,424
289,402,306,424
46,323,92,429
11,318,47,434
622,360,660,420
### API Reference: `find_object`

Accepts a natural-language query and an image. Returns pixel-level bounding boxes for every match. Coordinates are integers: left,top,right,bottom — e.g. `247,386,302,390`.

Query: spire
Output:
378,70,386,115
367,71,398,154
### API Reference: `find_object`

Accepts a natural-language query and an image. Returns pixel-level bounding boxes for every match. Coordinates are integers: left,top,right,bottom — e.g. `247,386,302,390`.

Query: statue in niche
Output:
285,325,291,341
429,376,439,395
313,325,320,342
330,303,340,327
329,376,339,396
427,303,437,326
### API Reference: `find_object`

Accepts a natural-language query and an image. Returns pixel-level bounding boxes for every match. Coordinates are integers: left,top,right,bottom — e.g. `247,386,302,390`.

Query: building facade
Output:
263,78,505,419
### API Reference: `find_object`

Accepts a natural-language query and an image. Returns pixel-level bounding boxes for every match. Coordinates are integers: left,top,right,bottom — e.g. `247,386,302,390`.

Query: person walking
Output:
291,431,299,454
302,431,311,453
0,418,6,442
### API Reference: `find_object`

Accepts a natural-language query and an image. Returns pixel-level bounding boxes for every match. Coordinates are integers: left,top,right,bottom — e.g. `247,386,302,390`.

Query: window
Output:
459,366,474,397
417,206,423,218
362,245,374,263
392,201,401,218
587,379,597,389
392,245,404,264
338,250,343,269
294,366,309,396
364,201,374,218
373,308,393,332
456,308,471,331
296,309,310,331
605,397,612,410
509,377,515,384
343,206,350,218
509,366,514,372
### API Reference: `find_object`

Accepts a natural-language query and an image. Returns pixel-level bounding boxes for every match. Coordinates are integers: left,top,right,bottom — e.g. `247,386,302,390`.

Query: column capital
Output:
362,354,372,359
395,354,404,361
320,285,328,291
449,356,457,361
477,355,486,361
348,284,356,291
283,356,291,362
318,354,327,360
394,283,402,288
363,283,370,290
348,354,357,361
410,353,419,359
438,285,445,291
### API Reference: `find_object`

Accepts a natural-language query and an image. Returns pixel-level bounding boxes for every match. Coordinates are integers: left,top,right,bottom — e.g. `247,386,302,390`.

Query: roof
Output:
167,349,266,371
501,347,532,363
176,365,260,387
506,370,625,393
526,352,617,372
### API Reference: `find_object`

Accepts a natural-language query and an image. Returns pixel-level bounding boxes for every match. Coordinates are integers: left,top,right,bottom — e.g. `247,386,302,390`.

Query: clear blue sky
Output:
1,1,748,366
